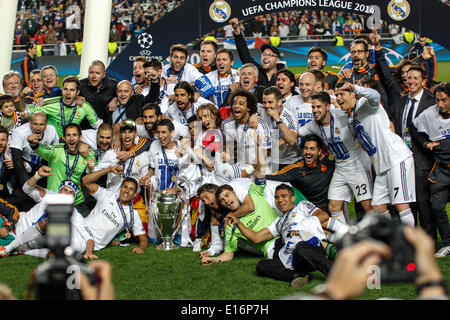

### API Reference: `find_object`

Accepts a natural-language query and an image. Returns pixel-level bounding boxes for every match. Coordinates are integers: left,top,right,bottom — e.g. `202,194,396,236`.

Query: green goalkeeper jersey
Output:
224,182,279,257
28,97,101,137
33,143,94,205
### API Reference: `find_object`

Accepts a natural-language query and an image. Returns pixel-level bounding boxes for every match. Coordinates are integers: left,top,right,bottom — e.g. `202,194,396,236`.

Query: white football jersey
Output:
164,97,214,127
221,116,272,173
83,187,145,251
267,201,325,269
10,122,59,165
202,69,240,107
350,86,412,175
94,148,150,194
136,120,188,141
149,140,191,191
413,105,450,141
298,108,371,172
161,63,204,85
257,104,301,167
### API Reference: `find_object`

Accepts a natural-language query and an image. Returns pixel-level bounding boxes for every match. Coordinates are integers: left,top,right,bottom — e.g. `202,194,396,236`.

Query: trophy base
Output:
155,242,179,250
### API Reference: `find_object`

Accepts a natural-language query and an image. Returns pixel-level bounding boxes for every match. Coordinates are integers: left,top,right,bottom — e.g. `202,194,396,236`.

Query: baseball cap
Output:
119,119,136,132
261,44,280,58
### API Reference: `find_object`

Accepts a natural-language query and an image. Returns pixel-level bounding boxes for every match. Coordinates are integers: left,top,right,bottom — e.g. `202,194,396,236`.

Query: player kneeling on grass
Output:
228,183,345,288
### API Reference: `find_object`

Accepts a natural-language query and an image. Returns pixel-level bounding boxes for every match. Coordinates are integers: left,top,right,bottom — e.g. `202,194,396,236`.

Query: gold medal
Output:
0,184,4,191
328,154,334,161
125,232,131,239
171,176,177,183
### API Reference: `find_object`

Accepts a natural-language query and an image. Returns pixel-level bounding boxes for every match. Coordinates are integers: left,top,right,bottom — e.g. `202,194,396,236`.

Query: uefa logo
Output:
137,32,153,49
209,0,231,23
387,0,411,21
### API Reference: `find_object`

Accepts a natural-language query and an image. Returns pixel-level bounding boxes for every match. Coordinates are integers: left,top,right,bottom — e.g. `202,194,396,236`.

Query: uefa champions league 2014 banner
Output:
106,0,450,82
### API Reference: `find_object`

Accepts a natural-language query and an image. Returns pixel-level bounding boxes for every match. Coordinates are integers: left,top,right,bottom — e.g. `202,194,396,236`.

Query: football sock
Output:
330,210,346,225
325,217,346,243
380,210,392,219
398,208,415,226
4,224,42,253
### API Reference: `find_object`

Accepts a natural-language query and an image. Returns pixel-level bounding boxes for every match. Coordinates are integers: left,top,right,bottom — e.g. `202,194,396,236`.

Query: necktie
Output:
406,98,416,128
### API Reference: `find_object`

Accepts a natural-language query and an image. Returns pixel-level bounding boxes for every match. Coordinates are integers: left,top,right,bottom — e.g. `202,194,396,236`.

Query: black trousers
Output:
411,168,435,240
256,238,332,283
429,165,450,247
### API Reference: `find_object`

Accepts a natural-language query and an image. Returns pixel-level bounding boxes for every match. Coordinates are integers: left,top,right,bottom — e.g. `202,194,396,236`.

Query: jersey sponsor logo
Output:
387,0,410,21
209,1,231,23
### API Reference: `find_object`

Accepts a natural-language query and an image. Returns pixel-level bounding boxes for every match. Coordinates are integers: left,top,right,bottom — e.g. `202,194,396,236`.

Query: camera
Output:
33,194,96,300
334,212,416,283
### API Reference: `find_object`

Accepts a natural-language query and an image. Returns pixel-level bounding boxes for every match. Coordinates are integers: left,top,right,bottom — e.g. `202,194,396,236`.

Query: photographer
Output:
0,260,115,300
286,227,448,300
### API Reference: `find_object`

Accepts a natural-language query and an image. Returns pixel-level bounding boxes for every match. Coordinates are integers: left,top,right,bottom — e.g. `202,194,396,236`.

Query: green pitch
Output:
3,62,448,301
1,204,449,300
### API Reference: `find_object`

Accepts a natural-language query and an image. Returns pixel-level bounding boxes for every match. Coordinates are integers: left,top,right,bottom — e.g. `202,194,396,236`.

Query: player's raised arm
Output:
82,164,123,194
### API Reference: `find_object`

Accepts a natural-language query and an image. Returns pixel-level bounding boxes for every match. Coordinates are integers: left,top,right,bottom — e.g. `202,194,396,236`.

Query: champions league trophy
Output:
145,176,190,250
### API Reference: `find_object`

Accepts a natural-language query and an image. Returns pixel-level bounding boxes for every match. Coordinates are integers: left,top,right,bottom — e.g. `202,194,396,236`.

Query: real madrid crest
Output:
209,1,231,23
387,0,410,21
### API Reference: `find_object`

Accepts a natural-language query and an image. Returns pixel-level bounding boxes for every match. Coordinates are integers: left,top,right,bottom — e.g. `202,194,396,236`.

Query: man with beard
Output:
143,59,175,105
8,112,59,211
28,123,95,215
229,18,285,87
282,91,374,224
221,90,272,175
23,76,102,138
79,60,118,122
136,103,188,143
335,82,416,226
165,81,212,127
258,86,300,172
94,120,151,235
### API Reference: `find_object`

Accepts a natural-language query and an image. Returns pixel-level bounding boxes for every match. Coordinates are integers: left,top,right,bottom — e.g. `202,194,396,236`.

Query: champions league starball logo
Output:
137,32,153,49
209,0,231,23
387,0,411,21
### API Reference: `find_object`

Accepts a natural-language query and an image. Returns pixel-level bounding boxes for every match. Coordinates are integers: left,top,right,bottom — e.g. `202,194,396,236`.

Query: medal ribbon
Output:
216,71,235,107
161,146,179,185
235,119,250,146
319,113,335,153
60,99,78,130
64,147,80,180
121,156,135,178
116,198,134,234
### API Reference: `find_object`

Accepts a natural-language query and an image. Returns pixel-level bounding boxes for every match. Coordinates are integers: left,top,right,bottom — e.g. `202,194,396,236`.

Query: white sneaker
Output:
434,246,450,258
192,239,203,252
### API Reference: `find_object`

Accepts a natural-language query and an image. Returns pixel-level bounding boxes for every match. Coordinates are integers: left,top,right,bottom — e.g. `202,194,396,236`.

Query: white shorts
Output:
372,156,416,205
328,167,373,203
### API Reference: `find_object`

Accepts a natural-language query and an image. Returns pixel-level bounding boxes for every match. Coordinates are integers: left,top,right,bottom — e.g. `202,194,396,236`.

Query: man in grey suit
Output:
390,66,436,240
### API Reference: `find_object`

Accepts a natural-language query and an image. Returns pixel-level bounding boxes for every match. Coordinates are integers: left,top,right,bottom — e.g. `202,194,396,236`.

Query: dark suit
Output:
392,89,436,238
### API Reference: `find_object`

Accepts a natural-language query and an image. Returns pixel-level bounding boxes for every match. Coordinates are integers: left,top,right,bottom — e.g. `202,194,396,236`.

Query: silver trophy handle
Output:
170,176,191,239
